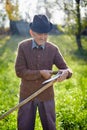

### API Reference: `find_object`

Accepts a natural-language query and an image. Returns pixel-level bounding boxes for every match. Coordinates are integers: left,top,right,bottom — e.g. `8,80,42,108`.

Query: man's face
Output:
30,29,48,45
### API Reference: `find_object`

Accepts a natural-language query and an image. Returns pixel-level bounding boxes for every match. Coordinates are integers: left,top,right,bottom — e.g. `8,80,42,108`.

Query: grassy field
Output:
0,34,87,130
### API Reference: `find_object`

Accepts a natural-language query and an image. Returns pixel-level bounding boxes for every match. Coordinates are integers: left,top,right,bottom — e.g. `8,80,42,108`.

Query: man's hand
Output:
57,69,69,82
40,70,52,79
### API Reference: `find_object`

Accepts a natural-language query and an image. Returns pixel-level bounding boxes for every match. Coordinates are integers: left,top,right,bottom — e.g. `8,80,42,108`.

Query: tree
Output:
5,0,20,34
81,0,87,33
75,0,82,49
0,2,7,28
55,0,87,50
37,0,58,21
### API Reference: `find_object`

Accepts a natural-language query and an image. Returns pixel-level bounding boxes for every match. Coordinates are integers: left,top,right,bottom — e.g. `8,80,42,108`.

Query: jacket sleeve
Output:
54,47,72,79
15,44,42,81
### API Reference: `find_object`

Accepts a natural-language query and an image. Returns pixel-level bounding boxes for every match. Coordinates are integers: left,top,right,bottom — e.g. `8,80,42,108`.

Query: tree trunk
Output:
10,20,19,35
76,34,82,49
75,0,82,49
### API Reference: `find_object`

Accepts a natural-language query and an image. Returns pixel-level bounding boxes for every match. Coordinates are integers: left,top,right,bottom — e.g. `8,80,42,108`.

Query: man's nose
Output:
41,34,47,39
42,34,45,39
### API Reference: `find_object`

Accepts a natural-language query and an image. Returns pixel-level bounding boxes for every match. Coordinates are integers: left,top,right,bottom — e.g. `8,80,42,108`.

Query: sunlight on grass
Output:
0,34,87,129
0,36,10,46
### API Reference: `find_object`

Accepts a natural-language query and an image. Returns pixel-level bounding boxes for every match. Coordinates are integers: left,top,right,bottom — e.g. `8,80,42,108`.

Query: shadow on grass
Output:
0,35,29,58
0,35,29,66
73,48,87,61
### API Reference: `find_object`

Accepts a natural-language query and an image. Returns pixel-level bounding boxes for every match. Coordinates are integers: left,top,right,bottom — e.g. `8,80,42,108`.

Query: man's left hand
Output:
57,69,69,82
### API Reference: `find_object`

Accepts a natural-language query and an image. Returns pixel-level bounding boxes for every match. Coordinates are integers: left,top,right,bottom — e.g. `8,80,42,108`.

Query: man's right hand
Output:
40,70,52,79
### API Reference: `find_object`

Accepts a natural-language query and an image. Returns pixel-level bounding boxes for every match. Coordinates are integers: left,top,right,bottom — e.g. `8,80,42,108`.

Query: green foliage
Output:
0,35,87,129
81,17,87,31
0,35,24,129
49,35,87,130
5,0,20,21
56,0,87,37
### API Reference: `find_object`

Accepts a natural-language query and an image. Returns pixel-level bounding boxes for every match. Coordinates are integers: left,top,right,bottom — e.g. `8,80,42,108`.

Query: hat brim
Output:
29,22,53,33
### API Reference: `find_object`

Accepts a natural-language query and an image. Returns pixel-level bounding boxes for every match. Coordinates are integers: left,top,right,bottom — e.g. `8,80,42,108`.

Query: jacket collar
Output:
32,39,45,50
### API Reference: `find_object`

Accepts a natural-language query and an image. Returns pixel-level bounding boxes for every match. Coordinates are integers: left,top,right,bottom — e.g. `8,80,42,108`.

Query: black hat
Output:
30,15,53,33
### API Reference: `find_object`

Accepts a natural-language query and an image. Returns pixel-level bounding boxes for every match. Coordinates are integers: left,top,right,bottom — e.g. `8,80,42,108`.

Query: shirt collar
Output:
32,39,45,50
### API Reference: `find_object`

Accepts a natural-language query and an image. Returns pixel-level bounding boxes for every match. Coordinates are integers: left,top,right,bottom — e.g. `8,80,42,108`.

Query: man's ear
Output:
29,29,33,37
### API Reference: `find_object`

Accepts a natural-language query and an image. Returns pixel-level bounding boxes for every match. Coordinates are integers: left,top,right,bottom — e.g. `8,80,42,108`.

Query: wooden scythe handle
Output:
0,80,55,120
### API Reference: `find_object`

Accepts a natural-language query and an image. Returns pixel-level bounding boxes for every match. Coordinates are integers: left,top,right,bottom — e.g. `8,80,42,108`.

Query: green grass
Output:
0,34,87,130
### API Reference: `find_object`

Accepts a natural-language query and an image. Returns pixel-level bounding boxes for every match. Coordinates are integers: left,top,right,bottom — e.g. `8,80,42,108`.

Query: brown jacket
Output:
15,39,72,101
